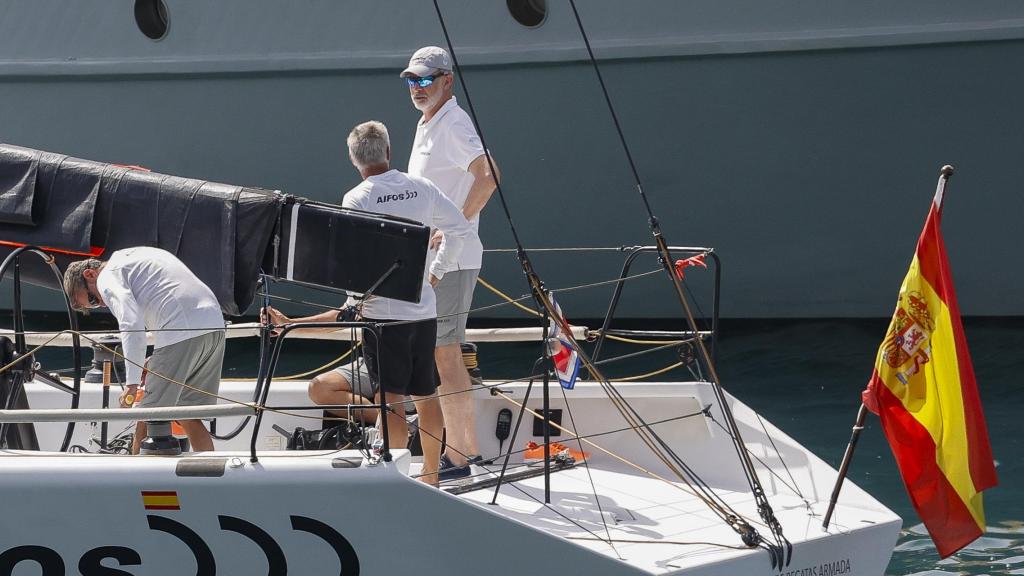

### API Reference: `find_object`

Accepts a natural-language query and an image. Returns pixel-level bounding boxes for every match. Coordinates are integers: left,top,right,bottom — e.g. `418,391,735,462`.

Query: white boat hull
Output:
6,378,901,574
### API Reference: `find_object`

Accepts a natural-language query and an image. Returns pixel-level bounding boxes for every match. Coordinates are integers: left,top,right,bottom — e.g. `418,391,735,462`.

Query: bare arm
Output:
461,153,500,221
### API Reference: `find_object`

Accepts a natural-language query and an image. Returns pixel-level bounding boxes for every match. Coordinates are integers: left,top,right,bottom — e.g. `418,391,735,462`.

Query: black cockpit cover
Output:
0,143,280,316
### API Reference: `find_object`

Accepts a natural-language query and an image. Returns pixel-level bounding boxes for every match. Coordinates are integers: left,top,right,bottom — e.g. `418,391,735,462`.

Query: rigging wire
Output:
233,347,353,382
2,324,683,405
565,0,789,564
11,323,788,541
476,276,540,317
484,246,635,253
429,1,525,256
485,388,764,530
212,274,273,440
389,393,620,550
414,408,710,480
556,378,619,556
364,12,723,549
706,416,811,505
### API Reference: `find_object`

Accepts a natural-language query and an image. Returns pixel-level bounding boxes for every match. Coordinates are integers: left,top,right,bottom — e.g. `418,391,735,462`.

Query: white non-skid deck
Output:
420,461,900,575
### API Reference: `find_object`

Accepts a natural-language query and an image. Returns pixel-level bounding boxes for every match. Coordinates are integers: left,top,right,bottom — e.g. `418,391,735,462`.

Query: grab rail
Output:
591,246,720,365
0,404,254,423
249,320,384,464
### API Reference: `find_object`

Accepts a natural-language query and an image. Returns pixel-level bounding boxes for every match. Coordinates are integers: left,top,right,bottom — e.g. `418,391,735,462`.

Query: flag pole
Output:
824,164,955,530
822,403,868,529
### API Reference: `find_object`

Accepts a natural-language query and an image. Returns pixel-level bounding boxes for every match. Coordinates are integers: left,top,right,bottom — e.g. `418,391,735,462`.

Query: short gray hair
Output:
63,259,103,310
347,121,390,169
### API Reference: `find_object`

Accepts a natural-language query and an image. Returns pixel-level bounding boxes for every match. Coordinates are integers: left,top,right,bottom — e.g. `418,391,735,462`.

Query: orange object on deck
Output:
171,422,186,436
524,441,588,462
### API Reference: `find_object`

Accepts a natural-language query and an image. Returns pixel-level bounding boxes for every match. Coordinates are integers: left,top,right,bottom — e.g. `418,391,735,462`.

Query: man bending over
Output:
64,247,226,454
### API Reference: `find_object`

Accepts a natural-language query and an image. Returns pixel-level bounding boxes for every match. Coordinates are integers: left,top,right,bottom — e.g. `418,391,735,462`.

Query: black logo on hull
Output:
0,515,359,575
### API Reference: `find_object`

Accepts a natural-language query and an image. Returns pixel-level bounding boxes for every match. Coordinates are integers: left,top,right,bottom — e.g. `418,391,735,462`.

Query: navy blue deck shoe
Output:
438,454,471,480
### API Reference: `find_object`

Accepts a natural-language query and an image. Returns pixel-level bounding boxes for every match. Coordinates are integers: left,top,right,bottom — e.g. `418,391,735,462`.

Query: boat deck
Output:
11,377,902,574
427,461,899,575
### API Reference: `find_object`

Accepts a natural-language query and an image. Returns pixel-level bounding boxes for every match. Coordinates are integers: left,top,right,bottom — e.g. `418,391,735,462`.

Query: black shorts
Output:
362,318,438,397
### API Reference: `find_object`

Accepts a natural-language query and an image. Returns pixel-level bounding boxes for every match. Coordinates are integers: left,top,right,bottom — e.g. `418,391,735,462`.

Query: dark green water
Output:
8,313,1021,575
707,318,1023,576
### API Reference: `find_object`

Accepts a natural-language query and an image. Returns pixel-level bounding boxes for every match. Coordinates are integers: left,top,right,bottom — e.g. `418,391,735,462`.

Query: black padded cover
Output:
0,143,431,313
0,143,280,316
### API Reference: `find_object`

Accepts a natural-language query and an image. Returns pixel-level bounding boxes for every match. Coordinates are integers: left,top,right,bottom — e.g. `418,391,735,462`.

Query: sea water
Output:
705,318,1023,576
12,313,1022,575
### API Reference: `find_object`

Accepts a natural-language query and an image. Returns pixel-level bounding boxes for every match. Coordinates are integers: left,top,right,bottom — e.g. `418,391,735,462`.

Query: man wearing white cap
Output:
402,45,500,479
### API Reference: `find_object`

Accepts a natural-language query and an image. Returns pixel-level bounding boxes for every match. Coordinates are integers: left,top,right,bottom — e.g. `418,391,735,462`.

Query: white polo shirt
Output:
407,96,486,272
342,169,472,321
96,247,225,386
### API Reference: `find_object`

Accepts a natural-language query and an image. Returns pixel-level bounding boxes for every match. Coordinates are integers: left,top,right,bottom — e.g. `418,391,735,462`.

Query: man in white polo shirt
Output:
402,45,500,479
262,120,471,485
63,246,226,454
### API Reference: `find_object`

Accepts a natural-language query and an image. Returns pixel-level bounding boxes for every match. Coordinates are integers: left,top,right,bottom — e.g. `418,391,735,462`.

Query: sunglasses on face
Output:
77,288,100,311
405,74,444,88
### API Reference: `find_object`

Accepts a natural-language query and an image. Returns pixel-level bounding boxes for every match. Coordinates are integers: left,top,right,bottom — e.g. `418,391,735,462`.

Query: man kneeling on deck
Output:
245,313,382,426
262,120,471,485
63,246,226,454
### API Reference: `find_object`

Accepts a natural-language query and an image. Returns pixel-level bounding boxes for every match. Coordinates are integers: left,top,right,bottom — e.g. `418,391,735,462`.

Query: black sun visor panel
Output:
275,201,430,304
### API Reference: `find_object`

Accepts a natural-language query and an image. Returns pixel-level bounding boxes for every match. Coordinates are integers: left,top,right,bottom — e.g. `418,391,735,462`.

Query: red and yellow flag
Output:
862,168,997,558
141,491,180,511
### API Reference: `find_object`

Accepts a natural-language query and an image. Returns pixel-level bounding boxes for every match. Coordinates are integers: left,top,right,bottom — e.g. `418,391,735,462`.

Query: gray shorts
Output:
139,331,225,408
332,358,376,399
435,269,478,347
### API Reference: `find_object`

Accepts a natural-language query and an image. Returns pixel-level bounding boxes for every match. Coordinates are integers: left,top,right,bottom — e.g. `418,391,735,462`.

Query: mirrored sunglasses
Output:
405,74,444,88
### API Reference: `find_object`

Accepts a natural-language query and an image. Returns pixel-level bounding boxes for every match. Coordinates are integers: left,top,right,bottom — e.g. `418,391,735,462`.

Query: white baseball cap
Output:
401,46,453,78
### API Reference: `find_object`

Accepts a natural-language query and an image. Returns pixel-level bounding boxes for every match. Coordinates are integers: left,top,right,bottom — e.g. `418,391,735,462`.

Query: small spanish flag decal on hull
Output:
141,491,180,511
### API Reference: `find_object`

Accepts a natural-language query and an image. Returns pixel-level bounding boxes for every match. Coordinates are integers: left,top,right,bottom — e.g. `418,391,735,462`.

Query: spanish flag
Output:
141,491,180,511
862,167,997,558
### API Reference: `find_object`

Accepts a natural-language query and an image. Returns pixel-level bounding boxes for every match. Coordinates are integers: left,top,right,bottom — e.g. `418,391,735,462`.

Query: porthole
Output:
507,0,547,28
134,0,169,40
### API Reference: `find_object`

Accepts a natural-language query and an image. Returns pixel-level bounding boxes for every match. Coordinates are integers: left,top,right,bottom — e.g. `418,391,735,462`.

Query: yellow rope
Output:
610,362,683,382
3,325,678,421
0,332,66,375
602,334,684,345
478,278,688,346
18,330,335,423
275,347,354,380
477,276,541,317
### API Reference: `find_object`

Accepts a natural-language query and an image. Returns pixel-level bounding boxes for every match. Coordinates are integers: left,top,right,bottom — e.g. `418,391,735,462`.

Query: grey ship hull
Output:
2,1,1022,318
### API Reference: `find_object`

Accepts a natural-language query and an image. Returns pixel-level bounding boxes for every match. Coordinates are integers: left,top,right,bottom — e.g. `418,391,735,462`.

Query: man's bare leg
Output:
378,391,409,451
131,421,147,455
308,372,379,423
413,393,444,486
178,419,214,452
436,342,477,466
